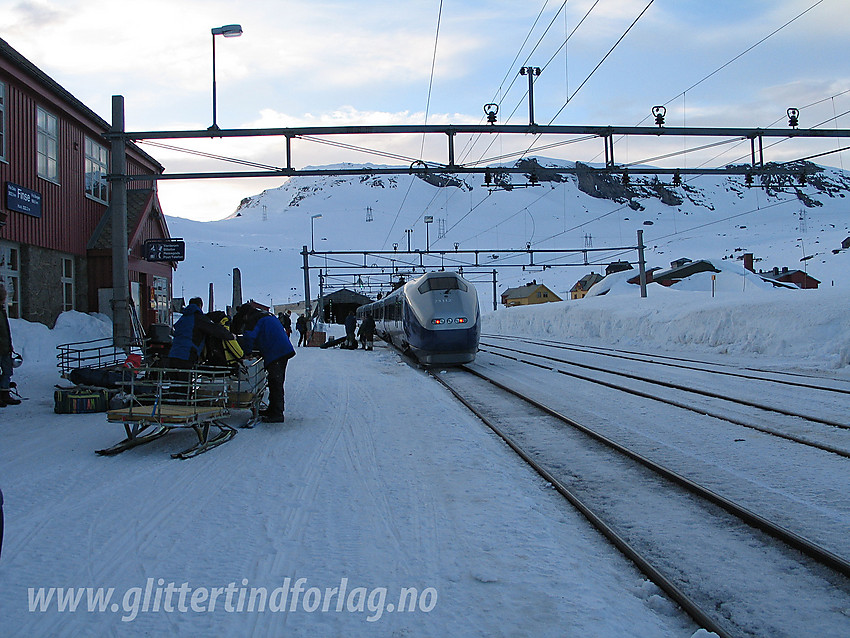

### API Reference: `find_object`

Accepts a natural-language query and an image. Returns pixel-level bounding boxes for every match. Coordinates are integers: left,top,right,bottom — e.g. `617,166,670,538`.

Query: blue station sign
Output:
5,182,43,218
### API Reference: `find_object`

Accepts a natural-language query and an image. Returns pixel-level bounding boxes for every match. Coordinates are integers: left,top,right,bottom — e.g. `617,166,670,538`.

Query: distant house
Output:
626,267,662,286
570,272,604,300
605,261,633,276
501,280,562,307
651,258,719,286
758,267,820,290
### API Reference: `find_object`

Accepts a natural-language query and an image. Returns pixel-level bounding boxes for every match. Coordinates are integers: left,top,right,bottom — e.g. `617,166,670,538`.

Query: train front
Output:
404,272,480,365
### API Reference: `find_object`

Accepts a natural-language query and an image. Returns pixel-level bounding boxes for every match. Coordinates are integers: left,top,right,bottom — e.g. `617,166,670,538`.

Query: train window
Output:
418,276,467,293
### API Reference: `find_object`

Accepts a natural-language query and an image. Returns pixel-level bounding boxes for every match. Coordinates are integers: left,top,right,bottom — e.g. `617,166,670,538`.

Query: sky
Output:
3,0,849,221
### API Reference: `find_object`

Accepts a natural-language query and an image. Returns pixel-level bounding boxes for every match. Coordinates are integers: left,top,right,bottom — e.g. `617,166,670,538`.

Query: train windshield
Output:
418,276,468,293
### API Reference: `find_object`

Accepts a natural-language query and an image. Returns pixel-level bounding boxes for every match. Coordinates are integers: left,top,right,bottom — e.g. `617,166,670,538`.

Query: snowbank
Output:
483,283,850,371
10,311,112,371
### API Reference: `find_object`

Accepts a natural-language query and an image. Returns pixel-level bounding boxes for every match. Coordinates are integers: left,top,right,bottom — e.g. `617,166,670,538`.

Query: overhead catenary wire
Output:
545,0,656,126
382,0,444,250
456,0,564,165
461,1,599,167
593,0,830,168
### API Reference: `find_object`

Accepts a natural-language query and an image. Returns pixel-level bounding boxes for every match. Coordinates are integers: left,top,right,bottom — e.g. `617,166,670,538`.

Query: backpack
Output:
202,312,244,367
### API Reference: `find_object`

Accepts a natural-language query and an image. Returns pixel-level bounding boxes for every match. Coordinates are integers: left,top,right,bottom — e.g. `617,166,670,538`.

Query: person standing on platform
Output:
295,313,307,347
233,304,295,423
344,310,357,349
358,312,376,351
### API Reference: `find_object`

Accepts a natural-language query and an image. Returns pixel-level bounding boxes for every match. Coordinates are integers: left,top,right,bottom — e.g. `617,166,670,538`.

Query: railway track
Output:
482,334,850,392
478,336,850,458
430,364,850,638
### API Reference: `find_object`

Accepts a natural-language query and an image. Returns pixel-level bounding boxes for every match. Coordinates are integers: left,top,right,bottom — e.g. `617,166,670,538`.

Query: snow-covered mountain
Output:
167,157,850,310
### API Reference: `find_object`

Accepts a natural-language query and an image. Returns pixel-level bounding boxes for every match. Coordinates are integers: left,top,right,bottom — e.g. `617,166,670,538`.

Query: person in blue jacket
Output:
232,304,295,423
167,297,233,368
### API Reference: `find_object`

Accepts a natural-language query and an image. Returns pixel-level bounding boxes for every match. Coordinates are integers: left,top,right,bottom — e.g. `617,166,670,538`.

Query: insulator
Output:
787,107,800,128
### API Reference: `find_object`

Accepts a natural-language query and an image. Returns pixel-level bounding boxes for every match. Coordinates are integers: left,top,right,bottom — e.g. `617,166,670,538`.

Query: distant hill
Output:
167,157,850,310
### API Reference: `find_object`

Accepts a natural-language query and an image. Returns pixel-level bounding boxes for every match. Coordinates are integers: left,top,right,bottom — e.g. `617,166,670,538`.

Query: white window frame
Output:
85,137,109,203
0,81,6,162
37,106,59,182
0,241,21,319
61,256,75,312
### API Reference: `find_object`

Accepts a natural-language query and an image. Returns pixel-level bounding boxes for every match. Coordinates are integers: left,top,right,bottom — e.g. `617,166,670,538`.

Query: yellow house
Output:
570,272,604,299
500,280,563,307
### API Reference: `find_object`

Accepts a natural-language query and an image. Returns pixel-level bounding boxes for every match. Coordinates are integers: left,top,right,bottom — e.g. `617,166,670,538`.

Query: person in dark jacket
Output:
278,310,293,337
344,310,357,349
233,304,295,423
0,284,20,407
167,297,233,369
295,314,308,347
358,313,376,351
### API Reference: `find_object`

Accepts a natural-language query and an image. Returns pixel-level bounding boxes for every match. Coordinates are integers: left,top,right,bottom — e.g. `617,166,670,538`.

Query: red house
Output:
0,36,173,329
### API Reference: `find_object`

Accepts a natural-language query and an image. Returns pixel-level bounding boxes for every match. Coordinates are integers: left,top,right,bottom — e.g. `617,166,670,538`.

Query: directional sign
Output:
144,239,185,262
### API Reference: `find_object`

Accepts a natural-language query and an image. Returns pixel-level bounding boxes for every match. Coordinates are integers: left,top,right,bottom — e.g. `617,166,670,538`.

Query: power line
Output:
383,0,444,251
547,0,656,124
663,0,826,109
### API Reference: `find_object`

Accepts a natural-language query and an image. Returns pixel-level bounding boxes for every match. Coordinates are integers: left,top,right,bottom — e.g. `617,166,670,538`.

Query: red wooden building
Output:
0,36,173,329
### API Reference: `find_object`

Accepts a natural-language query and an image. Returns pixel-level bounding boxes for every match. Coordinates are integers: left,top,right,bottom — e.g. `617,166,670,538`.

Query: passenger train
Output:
357,271,480,365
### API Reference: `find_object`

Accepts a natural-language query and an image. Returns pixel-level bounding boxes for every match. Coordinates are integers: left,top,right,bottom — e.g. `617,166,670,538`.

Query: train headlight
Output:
431,317,467,325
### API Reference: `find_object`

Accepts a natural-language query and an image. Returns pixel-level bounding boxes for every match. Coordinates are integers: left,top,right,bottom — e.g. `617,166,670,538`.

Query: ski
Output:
171,425,236,459
95,425,170,456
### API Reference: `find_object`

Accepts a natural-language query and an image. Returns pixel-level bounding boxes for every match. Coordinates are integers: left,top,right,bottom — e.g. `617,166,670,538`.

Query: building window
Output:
61,257,75,312
85,137,109,203
152,276,170,324
0,241,21,319
37,106,58,182
0,81,6,161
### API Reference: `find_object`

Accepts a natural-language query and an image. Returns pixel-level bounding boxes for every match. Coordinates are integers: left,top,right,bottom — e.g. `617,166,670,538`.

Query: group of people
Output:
344,310,376,351
276,310,311,347
168,297,295,424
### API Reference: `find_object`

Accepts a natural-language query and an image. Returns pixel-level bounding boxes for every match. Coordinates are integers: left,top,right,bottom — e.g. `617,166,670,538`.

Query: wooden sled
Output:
96,365,260,459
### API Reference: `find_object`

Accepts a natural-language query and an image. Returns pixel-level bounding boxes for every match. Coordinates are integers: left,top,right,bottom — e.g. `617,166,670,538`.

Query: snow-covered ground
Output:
1,276,847,635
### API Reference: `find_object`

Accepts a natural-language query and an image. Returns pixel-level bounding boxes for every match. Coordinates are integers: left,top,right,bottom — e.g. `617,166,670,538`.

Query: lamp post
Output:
210,24,243,131
311,214,322,252
424,216,433,252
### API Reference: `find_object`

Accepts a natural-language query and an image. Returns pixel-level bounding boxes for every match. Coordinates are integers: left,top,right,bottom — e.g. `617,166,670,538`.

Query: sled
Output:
97,362,264,459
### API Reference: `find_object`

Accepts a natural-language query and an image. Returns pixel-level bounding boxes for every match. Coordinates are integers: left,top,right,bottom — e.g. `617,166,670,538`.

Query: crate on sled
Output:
54,387,112,414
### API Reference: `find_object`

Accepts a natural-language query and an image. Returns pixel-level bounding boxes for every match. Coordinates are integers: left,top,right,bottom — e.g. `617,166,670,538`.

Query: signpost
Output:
144,238,185,262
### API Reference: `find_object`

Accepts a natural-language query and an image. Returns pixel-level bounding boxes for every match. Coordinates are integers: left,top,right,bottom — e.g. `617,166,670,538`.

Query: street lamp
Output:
424,216,433,251
311,214,323,251
210,24,243,131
